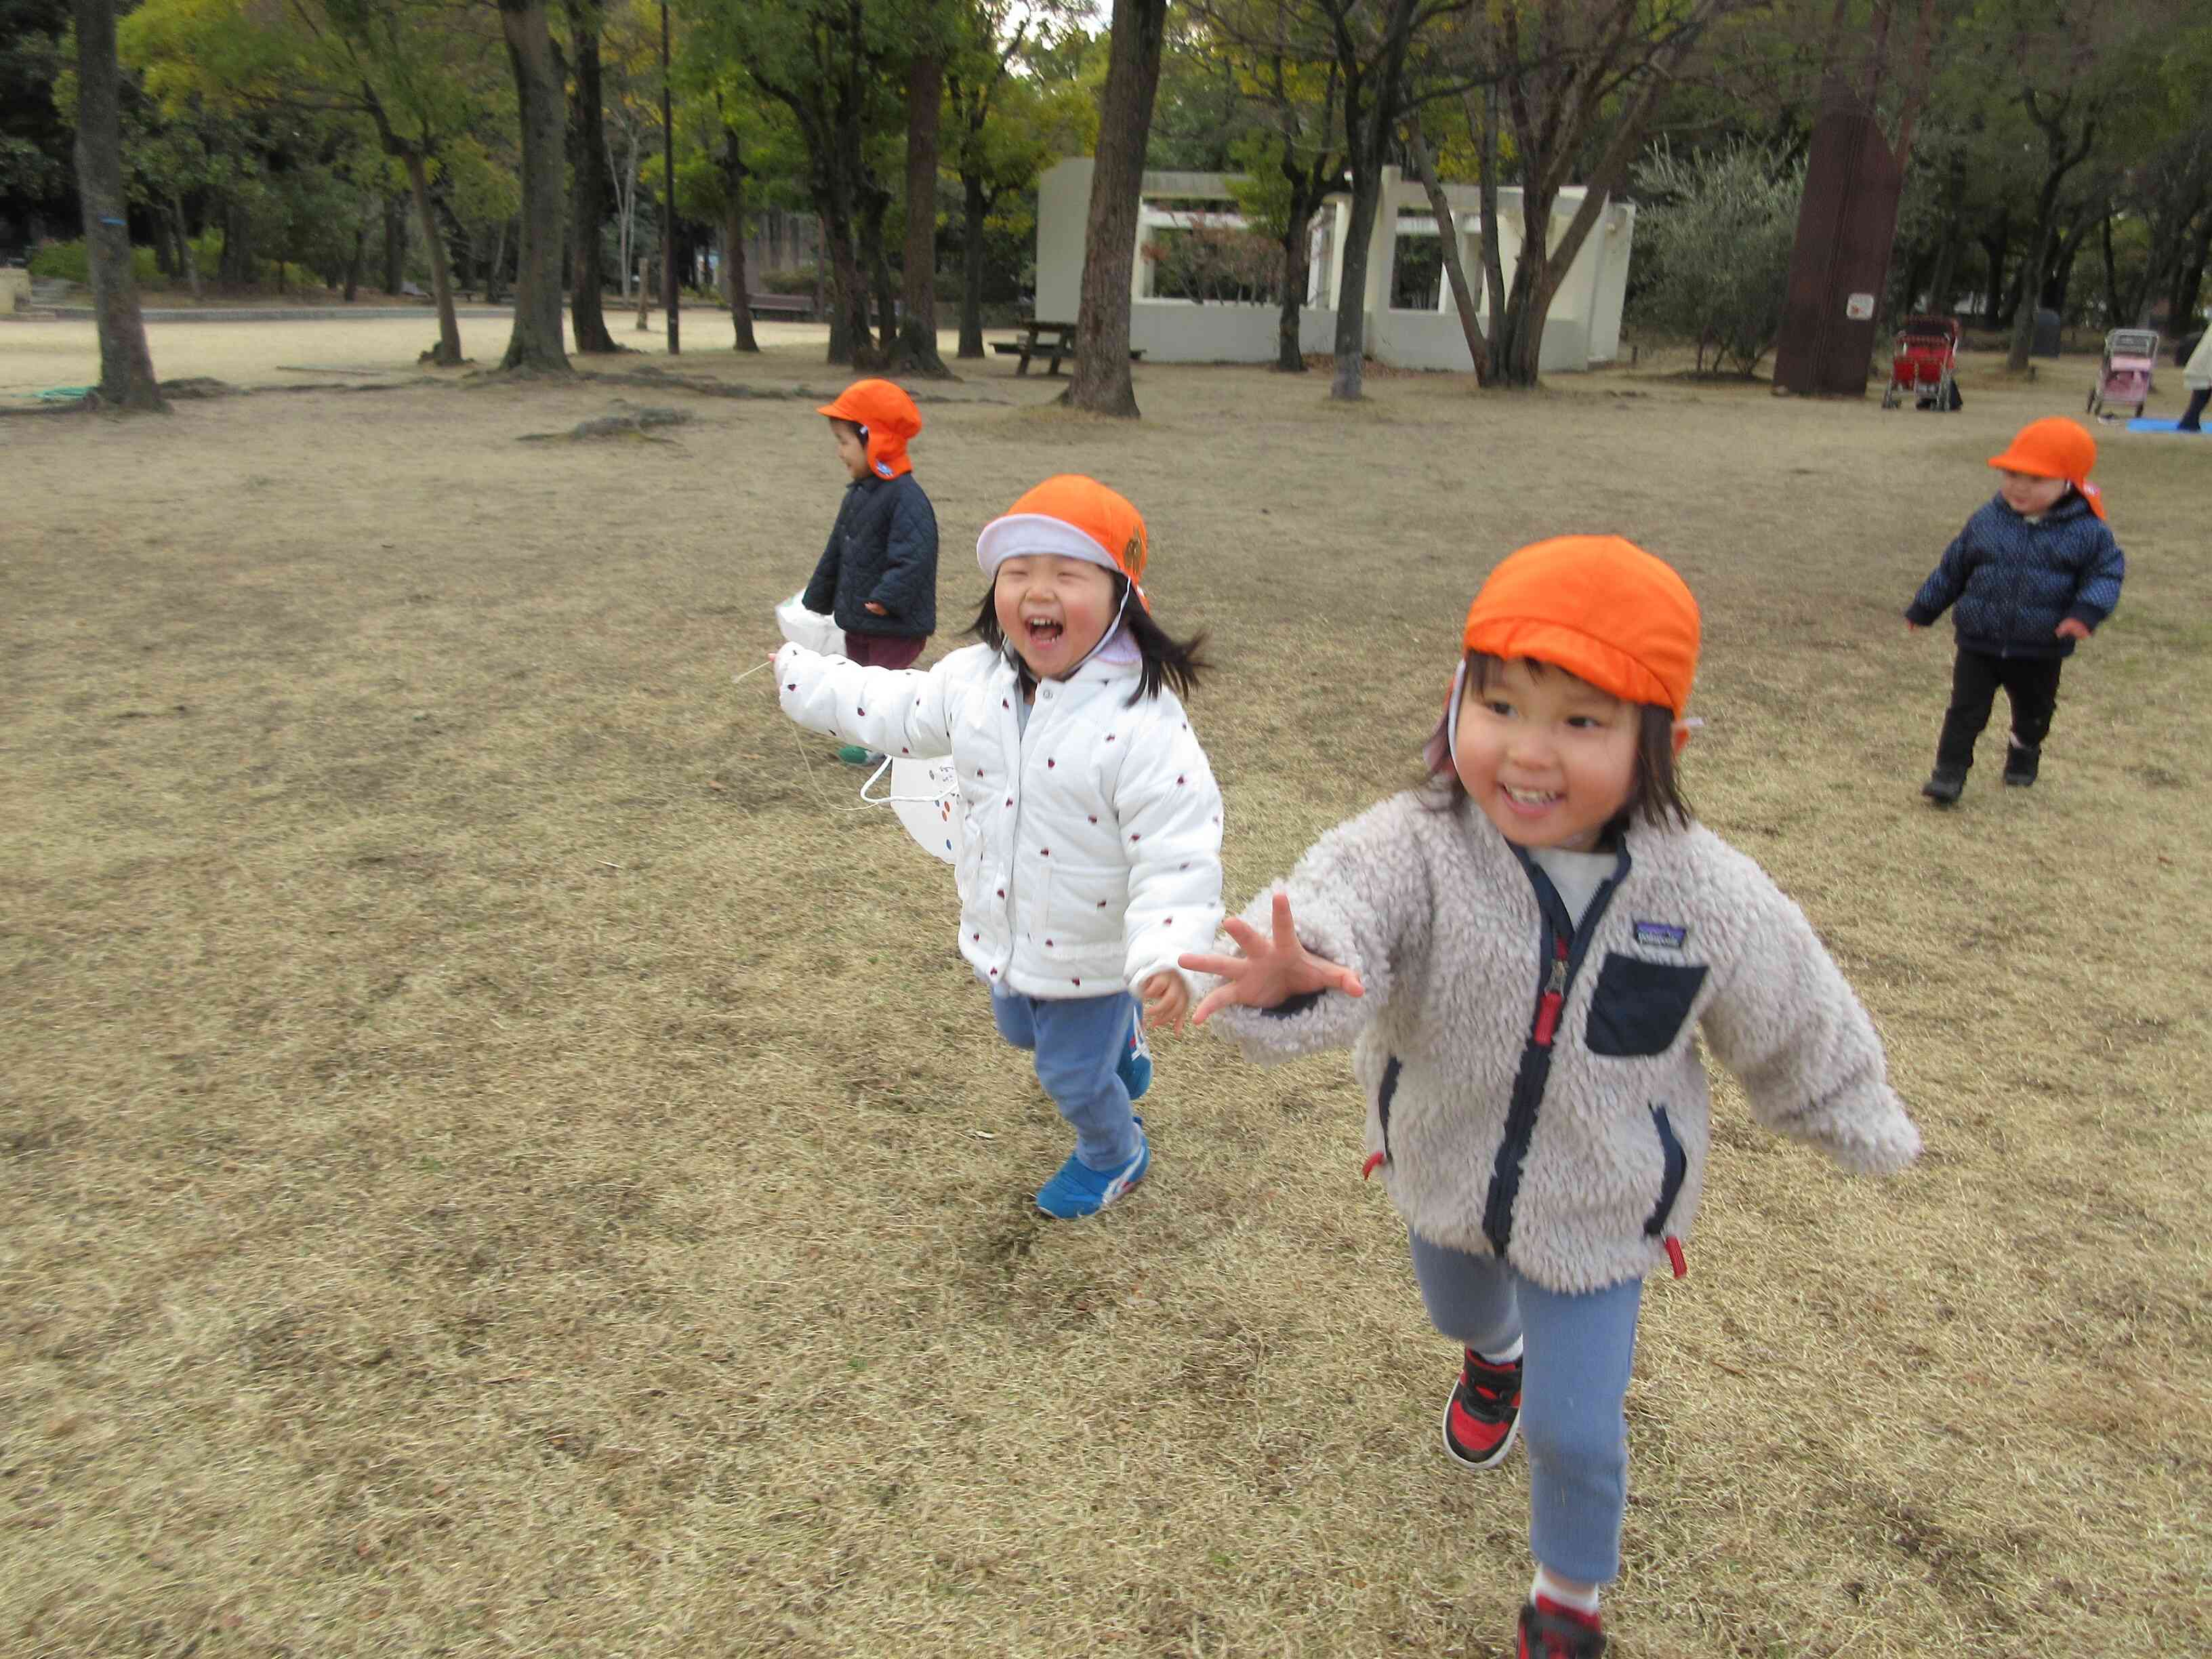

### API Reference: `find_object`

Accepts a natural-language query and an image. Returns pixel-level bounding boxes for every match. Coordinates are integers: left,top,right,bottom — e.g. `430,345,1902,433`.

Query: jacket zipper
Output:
1362,1056,1403,1179
1479,852,1625,1258
1645,1103,1689,1279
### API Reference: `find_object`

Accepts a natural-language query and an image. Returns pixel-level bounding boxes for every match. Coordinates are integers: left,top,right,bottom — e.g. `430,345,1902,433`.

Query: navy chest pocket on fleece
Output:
1586,953,1708,1057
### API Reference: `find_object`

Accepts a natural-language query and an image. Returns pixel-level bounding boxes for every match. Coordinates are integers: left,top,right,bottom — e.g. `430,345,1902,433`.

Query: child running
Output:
802,378,940,764
1179,536,1921,1659
774,475,1223,1218
1906,416,2125,804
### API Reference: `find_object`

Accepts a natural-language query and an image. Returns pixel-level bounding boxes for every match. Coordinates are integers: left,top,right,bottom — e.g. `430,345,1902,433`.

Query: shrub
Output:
1629,142,1806,377
29,238,225,290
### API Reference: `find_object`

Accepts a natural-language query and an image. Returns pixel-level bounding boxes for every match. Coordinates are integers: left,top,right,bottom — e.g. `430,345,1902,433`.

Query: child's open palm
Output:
1180,893,1364,1026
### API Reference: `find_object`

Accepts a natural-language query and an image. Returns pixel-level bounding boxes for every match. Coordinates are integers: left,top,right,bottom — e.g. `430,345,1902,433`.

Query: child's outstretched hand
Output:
1139,970,1189,1033
1179,892,1364,1027
2055,617,2090,640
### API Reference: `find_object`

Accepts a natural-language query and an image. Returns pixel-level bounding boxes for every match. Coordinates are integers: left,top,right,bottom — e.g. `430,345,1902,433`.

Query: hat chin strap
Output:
1445,659,1467,763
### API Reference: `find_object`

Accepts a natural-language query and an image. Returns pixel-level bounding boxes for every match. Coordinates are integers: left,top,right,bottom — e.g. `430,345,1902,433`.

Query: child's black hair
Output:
1424,652,1693,842
968,571,1208,705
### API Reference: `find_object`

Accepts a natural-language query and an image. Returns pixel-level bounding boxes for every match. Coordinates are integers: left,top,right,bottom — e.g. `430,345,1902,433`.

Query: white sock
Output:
1531,1566,1600,1615
1475,1334,1523,1365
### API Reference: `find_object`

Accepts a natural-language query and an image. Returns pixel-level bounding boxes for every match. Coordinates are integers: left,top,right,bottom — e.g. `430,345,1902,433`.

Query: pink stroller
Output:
2087,328,2158,419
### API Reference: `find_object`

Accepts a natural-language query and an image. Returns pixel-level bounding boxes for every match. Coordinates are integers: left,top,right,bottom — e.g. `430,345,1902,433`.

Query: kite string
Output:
739,651,956,817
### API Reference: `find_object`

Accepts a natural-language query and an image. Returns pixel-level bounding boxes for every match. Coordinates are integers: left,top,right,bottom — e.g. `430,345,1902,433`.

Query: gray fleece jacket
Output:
1201,793,1921,1294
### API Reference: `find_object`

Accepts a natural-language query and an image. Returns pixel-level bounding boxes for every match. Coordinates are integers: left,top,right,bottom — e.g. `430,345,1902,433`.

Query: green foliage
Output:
1629,141,1805,377
28,238,91,281
27,233,233,287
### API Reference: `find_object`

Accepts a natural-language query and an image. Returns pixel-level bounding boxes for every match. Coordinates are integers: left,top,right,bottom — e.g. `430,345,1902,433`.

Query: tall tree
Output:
888,48,954,375
497,0,573,371
1326,0,1465,399
1061,0,1166,416
1469,0,1742,388
1195,0,1344,374
714,100,762,351
567,0,621,351
946,8,1085,361
123,0,499,367
73,0,163,410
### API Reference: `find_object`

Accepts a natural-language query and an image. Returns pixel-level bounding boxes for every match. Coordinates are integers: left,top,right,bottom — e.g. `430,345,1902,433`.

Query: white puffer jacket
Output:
775,640,1225,999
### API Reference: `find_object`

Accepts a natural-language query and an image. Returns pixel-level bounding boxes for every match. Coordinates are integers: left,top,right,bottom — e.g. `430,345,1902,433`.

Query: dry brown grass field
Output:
3,321,2208,1659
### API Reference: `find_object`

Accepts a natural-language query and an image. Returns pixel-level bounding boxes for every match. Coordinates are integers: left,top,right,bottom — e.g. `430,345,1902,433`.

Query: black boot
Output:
1921,765,1967,805
2003,744,2041,787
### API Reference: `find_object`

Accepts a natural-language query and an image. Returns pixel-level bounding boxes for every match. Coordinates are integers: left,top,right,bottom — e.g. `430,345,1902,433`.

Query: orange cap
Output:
816,378,921,480
1988,417,2104,519
975,474,1151,609
1461,535,1700,714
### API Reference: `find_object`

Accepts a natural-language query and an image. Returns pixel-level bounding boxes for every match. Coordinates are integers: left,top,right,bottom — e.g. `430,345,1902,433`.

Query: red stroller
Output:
2086,327,2158,419
1881,316,1961,410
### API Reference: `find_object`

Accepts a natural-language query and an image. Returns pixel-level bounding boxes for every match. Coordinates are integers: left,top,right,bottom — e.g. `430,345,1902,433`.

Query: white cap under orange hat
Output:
975,474,1150,610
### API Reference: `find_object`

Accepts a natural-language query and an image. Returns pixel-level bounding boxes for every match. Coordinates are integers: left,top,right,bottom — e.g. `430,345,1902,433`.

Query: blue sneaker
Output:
1116,1006,1153,1102
1034,1120,1149,1219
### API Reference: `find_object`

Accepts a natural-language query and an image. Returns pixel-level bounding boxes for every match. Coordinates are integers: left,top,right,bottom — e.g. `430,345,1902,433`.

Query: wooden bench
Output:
993,321,1142,375
747,293,815,321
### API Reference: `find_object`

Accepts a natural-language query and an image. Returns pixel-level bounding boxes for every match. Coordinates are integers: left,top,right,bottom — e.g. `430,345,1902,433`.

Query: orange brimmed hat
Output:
816,378,921,480
1462,535,1700,714
1988,417,2105,519
975,474,1150,609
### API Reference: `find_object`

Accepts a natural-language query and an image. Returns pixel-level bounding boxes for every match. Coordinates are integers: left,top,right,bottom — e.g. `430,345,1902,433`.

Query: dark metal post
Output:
661,0,679,354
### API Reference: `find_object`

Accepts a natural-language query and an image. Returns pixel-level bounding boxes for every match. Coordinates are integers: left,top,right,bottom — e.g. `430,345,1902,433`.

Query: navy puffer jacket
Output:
803,472,939,640
1904,491,2125,659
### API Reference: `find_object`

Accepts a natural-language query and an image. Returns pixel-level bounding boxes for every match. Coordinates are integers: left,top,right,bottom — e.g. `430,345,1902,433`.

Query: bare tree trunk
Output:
861,183,898,350
499,0,573,373
1408,115,1489,384
636,253,653,329
720,123,760,352
173,195,203,300
344,213,365,301
72,0,164,411
890,54,952,376
1062,0,1166,416
1329,160,1382,401
1468,87,1509,359
402,153,465,364
958,169,988,359
384,195,405,294
817,144,876,365
1275,203,1309,372
2171,209,2211,334
567,2,620,352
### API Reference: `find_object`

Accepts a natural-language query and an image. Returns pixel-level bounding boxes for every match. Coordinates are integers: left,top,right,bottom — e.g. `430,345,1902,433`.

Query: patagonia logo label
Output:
1633,920,1687,951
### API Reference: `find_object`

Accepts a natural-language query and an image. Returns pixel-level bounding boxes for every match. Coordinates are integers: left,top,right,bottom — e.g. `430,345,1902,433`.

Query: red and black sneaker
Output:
1518,1595,1606,1659
1441,1346,1522,1469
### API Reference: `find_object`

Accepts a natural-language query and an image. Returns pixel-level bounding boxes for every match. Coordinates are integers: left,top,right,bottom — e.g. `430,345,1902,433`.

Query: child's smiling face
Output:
1997,470,2066,516
994,554,1118,684
1454,657,1642,852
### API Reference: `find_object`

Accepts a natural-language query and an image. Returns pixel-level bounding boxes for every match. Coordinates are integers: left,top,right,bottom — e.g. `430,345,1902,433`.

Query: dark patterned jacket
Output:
802,472,939,640
1904,491,2125,659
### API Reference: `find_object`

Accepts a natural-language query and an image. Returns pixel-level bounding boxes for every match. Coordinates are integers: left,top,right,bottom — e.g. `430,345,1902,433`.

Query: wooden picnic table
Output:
993,320,1078,376
990,320,1143,376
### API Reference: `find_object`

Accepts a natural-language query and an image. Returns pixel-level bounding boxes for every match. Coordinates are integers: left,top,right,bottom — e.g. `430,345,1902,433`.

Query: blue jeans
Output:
990,990,1142,1170
1410,1231,1645,1585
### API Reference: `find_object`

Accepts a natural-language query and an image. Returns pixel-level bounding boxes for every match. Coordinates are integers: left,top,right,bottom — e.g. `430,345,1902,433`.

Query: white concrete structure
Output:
1034,158,1636,373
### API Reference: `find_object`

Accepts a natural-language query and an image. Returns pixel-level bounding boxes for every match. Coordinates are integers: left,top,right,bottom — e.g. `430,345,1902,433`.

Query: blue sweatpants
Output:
1409,1231,1645,1585
990,990,1143,1171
